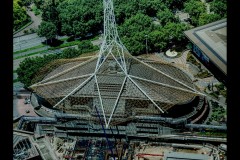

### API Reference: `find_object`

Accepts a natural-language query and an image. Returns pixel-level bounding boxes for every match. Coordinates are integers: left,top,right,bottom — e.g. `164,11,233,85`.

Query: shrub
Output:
23,30,29,34
30,28,35,33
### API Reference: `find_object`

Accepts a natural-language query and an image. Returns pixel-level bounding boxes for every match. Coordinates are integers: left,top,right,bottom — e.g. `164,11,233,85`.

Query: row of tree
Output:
34,0,226,53
13,0,31,32
17,0,226,87
17,40,98,87
118,13,189,55
184,0,226,26
34,0,191,54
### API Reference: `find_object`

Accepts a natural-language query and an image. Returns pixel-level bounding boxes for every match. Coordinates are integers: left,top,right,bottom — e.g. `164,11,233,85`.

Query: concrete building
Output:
184,19,227,84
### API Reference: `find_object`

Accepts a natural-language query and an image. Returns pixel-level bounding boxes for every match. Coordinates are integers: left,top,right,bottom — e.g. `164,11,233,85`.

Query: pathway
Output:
14,8,42,37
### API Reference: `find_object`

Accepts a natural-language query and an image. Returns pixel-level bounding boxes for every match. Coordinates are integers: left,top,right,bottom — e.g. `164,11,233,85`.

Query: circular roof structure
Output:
30,52,202,127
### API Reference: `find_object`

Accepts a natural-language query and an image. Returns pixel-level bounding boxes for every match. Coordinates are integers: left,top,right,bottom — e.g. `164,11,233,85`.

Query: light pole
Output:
145,34,148,54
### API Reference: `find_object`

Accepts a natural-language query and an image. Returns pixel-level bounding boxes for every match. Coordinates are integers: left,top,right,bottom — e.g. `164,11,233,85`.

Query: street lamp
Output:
145,34,148,54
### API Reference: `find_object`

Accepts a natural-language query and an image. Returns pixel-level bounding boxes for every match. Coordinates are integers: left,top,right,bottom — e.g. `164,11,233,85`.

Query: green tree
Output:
16,46,94,87
21,0,33,6
16,56,52,87
59,48,80,59
184,0,206,26
118,14,153,55
33,0,44,9
78,41,94,52
119,13,153,37
41,0,61,34
210,0,227,17
161,0,188,10
13,0,30,31
37,21,57,42
149,29,168,52
157,8,176,26
198,13,221,26
58,0,102,37
114,0,167,23
138,0,167,17
122,32,148,56
163,22,190,44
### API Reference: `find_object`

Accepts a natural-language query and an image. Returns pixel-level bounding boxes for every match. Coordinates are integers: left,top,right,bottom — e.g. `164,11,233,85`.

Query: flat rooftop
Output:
164,151,211,160
184,19,226,75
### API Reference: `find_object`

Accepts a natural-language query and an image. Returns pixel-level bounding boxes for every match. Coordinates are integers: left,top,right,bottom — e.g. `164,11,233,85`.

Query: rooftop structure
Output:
163,151,211,160
13,133,40,160
30,0,205,128
184,19,227,82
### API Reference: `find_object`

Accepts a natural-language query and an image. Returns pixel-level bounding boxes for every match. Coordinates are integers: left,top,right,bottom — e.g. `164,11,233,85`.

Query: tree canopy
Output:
184,0,206,26
183,0,225,27
157,8,177,26
118,13,189,55
17,41,98,87
57,0,102,37
210,0,227,18
118,14,154,55
198,13,221,26
37,21,57,40
13,0,31,31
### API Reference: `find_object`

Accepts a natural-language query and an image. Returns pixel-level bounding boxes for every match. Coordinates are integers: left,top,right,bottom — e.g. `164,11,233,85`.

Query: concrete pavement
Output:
13,8,42,37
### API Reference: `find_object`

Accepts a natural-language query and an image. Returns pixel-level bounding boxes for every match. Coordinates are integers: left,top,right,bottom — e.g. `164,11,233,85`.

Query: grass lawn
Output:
14,50,48,60
14,35,100,59
13,20,33,34
196,131,226,137
14,44,46,54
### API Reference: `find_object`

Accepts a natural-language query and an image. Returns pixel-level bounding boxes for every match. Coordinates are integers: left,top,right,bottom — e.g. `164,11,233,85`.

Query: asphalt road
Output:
14,34,46,52
13,33,68,52
13,33,39,42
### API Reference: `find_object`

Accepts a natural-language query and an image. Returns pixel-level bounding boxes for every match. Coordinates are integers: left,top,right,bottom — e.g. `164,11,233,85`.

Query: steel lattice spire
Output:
103,0,120,44
95,0,128,73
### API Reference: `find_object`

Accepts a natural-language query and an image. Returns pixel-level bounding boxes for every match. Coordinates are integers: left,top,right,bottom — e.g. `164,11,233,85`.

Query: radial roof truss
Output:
30,0,205,128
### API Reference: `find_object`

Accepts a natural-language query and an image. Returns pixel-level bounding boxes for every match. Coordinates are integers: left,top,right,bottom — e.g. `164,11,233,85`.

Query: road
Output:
14,34,46,52
13,33,68,52
14,33,40,42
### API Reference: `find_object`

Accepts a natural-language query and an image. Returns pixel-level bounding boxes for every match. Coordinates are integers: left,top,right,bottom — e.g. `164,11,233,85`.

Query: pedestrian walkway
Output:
154,50,189,71
14,7,42,37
